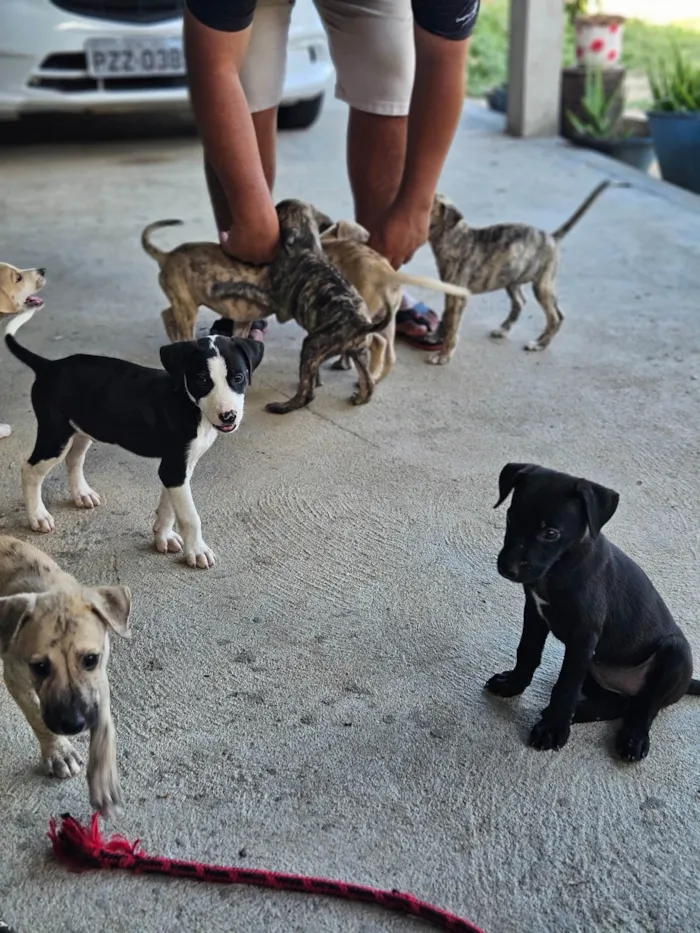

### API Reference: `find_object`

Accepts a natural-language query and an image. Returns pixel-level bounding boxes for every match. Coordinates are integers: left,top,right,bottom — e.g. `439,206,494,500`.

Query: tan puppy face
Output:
321,220,371,244
0,585,130,736
0,262,46,315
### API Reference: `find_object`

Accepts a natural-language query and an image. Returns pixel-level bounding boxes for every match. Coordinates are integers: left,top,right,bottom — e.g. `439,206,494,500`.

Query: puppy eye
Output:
196,374,210,387
233,373,245,385
541,528,560,542
16,273,23,284
82,653,100,671
30,659,51,679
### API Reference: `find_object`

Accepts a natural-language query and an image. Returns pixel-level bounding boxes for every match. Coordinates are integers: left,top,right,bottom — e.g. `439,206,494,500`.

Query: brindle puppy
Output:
211,199,391,414
142,221,270,343
427,180,628,365
0,535,131,818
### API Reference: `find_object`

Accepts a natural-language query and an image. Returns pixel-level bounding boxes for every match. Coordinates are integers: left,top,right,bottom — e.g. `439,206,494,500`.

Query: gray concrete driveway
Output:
1,98,699,933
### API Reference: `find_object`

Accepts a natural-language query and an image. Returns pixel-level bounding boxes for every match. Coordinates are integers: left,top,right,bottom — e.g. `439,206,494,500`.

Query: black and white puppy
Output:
4,309,263,569
487,463,699,761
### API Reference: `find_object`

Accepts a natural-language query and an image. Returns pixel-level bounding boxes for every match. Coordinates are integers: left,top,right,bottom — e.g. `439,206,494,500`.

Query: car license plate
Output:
85,37,185,79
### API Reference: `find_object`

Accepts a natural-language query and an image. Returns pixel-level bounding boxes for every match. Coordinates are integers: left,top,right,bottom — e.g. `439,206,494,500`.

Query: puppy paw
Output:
44,740,84,779
616,725,650,762
30,508,55,533
490,327,508,340
427,351,451,366
184,541,215,569
485,670,528,698
153,530,183,554
529,718,570,751
88,764,124,820
350,391,371,406
0,423,12,439
73,488,101,509
524,340,545,352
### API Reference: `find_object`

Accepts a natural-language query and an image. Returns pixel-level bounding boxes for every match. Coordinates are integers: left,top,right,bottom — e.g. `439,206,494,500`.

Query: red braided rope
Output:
48,814,484,933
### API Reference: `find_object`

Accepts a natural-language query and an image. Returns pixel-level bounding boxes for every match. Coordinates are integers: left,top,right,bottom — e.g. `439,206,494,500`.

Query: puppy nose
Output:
220,410,237,424
56,710,86,735
37,268,46,277
497,554,521,581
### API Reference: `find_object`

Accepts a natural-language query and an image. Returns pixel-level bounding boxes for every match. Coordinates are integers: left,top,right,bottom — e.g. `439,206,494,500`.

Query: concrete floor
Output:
1,99,699,933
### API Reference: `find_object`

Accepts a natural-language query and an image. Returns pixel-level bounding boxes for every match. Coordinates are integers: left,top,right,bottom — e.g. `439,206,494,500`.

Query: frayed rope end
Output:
49,813,142,872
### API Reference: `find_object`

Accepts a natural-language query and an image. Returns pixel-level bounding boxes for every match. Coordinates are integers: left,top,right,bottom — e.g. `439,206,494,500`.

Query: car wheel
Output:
277,93,324,131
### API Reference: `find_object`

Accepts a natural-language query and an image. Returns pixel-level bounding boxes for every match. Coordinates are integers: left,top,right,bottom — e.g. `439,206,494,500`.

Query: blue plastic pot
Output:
569,130,656,173
647,110,700,195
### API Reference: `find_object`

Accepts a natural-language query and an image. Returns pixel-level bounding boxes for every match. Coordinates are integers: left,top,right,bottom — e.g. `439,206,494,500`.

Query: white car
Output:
0,0,333,129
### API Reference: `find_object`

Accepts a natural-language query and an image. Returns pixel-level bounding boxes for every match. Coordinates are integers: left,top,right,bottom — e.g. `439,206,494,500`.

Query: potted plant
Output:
647,49,700,195
561,1,625,141
573,9,625,70
567,67,655,173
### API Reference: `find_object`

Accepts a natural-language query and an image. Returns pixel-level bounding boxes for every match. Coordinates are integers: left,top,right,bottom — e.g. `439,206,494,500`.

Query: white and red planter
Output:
575,14,625,70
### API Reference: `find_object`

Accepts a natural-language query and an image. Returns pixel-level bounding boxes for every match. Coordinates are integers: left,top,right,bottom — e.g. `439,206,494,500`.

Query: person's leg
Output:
347,109,406,233
204,0,290,343
318,0,439,344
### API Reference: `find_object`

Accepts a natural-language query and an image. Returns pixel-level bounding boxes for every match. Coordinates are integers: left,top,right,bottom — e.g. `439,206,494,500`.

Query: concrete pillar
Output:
506,0,565,138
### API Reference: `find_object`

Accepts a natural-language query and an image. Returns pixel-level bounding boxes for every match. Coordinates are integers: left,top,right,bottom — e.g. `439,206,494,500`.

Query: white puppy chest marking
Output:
530,589,550,625
186,420,217,477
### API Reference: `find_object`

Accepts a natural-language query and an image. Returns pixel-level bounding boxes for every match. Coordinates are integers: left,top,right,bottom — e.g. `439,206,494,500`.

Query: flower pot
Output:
647,110,700,195
560,66,625,140
569,125,656,173
487,84,508,115
575,15,625,70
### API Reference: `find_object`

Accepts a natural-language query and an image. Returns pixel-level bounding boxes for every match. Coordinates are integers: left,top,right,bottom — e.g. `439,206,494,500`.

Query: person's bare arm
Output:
368,1,477,269
184,7,279,263
399,26,470,220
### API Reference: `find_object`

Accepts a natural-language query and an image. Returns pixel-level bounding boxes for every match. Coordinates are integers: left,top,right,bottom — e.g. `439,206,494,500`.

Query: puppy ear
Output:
311,207,335,234
494,462,535,508
320,222,339,240
335,220,370,243
575,480,619,538
432,194,462,231
210,318,235,338
0,594,37,653
0,287,17,314
89,586,132,638
234,338,265,383
160,342,195,380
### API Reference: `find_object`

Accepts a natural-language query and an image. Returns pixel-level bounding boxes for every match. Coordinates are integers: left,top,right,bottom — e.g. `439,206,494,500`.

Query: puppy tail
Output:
361,304,393,335
4,308,48,372
141,220,183,267
686,679,700,696
552,180,629,241
390,272,468,298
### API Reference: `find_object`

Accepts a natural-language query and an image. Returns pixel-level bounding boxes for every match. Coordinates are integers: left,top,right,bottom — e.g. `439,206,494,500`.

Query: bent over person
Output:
184,0,480,348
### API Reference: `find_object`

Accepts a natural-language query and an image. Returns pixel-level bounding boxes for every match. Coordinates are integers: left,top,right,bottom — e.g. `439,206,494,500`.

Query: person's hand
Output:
367,199,431,270
219,202,280,265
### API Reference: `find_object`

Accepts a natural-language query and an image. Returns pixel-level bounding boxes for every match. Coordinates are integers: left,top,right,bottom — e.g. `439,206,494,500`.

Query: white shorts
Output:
241,0,415,116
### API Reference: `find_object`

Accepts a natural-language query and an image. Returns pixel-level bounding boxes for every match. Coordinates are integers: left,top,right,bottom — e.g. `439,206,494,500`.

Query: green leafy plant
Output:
567,67,630,138
648,47,700,111
565,1,602,30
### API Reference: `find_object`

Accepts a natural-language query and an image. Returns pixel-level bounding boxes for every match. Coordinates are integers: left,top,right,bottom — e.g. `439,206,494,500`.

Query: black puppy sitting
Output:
487,463,699,761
